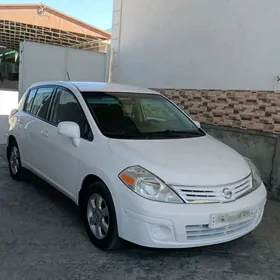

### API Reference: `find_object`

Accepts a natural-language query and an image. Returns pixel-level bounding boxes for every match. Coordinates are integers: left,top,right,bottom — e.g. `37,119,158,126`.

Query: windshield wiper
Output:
104,131,142,138
143,129,204,138
104,129,204,139
148,129,202,135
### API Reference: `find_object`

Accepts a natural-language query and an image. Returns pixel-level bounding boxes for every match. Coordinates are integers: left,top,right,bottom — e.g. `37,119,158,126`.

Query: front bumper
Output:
117,183,267,248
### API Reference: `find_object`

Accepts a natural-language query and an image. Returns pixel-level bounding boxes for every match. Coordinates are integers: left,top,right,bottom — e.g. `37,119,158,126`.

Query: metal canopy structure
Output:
0,19,107,50
0,4,111,52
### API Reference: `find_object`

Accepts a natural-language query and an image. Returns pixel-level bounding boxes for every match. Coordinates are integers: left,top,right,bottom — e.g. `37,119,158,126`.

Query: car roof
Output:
30,81,160,95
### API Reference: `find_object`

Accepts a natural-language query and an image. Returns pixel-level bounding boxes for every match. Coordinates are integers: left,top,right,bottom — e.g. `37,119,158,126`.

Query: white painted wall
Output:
112,0,280,90
0,42,109,146
0,90,18,145
19,41,109,98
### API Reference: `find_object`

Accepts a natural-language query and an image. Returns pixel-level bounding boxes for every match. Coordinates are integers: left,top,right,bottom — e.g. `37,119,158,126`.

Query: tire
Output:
81,181,121,250
7,140,26,181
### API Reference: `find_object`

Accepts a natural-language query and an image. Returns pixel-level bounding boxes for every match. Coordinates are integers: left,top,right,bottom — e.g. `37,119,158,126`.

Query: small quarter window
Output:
18,91,28,111
30,87,54,120
24,89,37,113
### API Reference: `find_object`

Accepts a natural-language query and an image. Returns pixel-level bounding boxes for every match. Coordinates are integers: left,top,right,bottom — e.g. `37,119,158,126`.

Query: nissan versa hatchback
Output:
6,81,267,250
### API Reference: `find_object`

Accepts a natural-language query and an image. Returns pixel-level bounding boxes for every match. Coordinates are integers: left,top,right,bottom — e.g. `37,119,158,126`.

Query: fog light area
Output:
150,225,174,241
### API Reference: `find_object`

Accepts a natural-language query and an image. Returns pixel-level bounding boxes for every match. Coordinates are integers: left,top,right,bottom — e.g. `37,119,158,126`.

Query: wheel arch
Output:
6,135,17,157
78,174,106,207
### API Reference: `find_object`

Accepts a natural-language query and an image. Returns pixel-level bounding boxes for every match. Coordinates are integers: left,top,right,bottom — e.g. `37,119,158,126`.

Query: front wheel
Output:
8,140,26,181
81,181,121,250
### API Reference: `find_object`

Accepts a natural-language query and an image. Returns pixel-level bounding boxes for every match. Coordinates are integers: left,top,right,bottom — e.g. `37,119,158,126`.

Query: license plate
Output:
209,208,255,229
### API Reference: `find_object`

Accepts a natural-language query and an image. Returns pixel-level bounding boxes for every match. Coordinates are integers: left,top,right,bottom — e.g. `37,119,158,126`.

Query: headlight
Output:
119,166,184,203
245,158,262,190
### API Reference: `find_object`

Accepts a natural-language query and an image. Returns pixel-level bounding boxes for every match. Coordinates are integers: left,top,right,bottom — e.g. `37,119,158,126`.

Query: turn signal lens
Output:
9,109,18,119
244,158,262,190
120,173,135,186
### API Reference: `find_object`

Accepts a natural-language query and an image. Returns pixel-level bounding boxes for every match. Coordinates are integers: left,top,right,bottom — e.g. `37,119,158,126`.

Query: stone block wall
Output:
155,89,280,134
151,88,280,200
202,124,280,201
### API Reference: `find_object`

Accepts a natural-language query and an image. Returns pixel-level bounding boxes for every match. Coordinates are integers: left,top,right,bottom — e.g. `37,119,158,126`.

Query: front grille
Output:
185,208,262,241
172,174,252,203
186,220,253,241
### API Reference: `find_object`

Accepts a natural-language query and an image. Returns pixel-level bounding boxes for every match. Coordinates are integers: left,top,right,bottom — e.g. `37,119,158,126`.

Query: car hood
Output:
109,135,251,186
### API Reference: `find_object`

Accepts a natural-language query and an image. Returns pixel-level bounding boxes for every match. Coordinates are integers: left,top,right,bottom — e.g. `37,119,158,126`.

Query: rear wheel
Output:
8,140,26,181
81,181,121,250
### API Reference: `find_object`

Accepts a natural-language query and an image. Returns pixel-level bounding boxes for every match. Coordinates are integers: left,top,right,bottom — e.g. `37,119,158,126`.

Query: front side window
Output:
30,87,54,119
51,88,93,141
82,92,205,139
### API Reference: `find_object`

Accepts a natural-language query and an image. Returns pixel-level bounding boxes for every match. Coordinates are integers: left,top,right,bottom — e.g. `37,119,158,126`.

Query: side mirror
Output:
193,121,201,128
58,121,80,147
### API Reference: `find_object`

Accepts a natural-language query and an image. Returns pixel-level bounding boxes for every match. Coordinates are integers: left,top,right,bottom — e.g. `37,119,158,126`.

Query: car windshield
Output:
81,91,205,139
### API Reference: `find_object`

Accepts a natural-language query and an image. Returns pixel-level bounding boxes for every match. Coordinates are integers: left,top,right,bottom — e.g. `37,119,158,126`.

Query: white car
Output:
6,81,267,250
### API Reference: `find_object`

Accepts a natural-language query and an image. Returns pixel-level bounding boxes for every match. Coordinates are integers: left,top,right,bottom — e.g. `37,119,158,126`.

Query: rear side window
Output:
30,87,54,120
24,89,37,112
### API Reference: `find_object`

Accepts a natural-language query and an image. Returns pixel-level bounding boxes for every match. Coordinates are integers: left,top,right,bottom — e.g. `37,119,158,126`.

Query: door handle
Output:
18,119,24,125
40,130,48,137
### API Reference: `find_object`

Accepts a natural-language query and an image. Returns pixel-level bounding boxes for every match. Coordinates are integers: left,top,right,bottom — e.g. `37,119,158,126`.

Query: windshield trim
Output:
81,91,206,140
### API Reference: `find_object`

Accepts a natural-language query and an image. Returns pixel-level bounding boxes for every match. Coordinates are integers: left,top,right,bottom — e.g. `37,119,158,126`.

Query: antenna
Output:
66,71,71,81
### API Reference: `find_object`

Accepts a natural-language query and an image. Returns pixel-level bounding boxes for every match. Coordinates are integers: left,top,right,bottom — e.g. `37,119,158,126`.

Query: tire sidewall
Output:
8,140,24,181
82,182,119,250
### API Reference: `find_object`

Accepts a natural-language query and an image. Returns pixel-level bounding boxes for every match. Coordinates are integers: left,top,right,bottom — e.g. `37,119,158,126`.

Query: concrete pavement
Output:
0,155,280,280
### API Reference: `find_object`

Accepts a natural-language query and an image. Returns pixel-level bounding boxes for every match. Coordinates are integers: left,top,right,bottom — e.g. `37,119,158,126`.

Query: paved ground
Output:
1,156,280,280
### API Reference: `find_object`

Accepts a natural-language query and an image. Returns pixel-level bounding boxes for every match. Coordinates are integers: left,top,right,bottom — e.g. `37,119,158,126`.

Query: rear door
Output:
23,86,55,174
16,88,37,163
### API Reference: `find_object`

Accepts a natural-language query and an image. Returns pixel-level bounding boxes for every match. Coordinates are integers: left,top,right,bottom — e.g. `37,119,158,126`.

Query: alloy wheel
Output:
87,193,110,239
10,146,20,175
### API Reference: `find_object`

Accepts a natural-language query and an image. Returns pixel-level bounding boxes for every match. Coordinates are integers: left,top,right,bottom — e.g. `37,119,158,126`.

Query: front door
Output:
41,87,93,198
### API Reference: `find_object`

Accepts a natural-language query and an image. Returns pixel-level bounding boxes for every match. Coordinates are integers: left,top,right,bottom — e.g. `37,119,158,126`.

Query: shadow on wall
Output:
0,80,18,90
0,115,9,145
0,89,18,145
